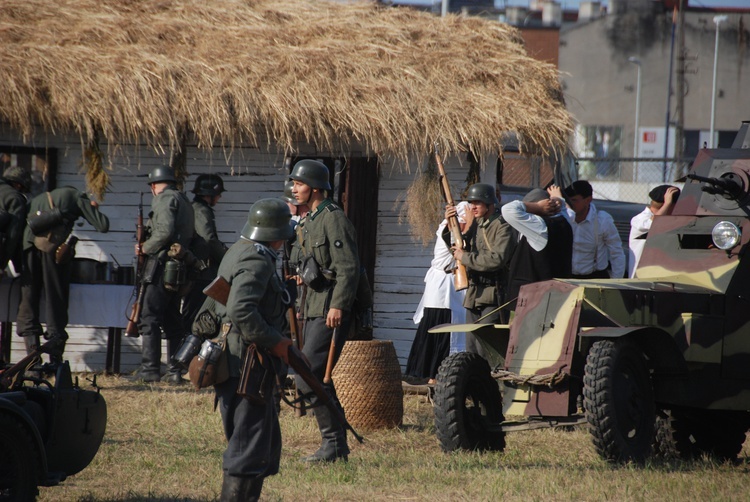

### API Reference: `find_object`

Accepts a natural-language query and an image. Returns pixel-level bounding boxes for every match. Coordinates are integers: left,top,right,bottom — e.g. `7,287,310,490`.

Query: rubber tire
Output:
655,408,749,462
433,352,506,452
583,339,655,463
0,413,40,502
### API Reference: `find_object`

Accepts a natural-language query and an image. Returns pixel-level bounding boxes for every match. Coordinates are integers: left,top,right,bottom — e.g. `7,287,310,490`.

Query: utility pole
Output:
674,0,686,175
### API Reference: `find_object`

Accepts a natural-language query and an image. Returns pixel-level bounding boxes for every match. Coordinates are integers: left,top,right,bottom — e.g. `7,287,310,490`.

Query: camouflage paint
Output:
474,143,750,418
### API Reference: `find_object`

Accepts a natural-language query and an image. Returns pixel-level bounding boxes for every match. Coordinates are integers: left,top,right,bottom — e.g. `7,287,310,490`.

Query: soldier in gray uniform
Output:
133,166,195,383
211,198,293,501
445,183,515,362
182,174,227,335
0,166,30,275
290,159,359,463
17,186,110,360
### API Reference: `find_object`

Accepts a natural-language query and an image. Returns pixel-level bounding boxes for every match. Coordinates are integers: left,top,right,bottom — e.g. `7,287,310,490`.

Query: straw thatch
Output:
0,0,572,162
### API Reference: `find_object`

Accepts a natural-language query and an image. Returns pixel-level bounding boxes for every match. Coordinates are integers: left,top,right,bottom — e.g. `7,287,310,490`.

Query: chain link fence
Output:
574,157,693,203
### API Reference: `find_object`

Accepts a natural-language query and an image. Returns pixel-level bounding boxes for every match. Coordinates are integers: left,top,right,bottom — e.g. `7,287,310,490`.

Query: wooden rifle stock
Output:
125,193,146,338
434,147,469,291
322,327,337,384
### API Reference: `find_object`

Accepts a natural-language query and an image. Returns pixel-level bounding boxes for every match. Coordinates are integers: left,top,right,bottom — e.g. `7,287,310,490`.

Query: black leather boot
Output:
133,334,161,382
163,337,185,385
301,404,349,463
220,474,262,502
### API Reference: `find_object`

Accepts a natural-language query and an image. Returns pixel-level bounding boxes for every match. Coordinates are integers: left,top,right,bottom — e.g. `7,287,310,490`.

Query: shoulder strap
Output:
46,191,54,209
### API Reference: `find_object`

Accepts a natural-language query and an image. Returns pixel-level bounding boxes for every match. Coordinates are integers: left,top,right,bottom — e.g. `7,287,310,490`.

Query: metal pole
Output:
663,7,677,182
710,15,728,148
441,0,448,17
628,57,642,159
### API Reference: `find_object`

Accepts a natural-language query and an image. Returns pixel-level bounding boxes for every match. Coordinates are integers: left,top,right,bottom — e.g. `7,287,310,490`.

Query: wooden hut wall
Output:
3,130,473,372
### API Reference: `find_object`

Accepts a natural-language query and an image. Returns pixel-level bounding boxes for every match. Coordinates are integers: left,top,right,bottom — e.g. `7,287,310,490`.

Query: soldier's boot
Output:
163,337,185,385
44,331,67,365
301,403,349,463
133,334,161,382
220,474,262,502
23,335,42,379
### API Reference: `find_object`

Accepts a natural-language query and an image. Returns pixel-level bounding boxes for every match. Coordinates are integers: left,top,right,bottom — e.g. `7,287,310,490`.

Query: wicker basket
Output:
332,340,403,430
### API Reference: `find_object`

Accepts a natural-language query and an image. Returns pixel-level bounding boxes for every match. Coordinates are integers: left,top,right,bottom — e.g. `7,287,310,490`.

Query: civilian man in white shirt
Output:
628,184,681,277
559,180,626,279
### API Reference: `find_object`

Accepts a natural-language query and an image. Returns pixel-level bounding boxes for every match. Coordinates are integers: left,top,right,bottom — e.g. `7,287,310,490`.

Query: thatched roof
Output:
0,0,573,160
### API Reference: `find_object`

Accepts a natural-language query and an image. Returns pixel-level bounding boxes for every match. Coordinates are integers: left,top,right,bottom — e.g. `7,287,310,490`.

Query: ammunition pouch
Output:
298,255,334,292
139,256,159,285
237,343,274,406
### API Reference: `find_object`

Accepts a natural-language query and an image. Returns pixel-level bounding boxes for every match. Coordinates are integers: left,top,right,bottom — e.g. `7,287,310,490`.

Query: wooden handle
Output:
323,327,337,384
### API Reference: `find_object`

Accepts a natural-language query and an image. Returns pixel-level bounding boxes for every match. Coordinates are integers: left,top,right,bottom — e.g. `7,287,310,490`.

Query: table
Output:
1,277,135,373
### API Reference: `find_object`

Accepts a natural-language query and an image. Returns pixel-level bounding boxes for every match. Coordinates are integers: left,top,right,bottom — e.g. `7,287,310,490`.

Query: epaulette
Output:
325,203,340,213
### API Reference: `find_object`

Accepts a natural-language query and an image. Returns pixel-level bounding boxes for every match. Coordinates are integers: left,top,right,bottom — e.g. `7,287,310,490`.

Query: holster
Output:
237,343,273,406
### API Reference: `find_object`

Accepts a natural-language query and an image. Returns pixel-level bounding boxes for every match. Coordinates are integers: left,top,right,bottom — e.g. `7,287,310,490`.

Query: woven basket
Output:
332,340,403,430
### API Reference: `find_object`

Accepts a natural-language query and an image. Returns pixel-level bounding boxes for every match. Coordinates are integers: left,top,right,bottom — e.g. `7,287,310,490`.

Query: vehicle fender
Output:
0,392,49,480
578,326,689,375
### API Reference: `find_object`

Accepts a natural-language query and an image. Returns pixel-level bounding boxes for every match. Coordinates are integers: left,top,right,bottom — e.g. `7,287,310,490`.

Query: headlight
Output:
712,221,742,250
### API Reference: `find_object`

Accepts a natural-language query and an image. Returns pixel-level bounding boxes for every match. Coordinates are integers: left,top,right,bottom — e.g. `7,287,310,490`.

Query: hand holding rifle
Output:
434,145,468,291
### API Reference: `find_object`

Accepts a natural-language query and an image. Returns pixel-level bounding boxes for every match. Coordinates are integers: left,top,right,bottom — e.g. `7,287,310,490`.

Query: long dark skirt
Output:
404,307,451,380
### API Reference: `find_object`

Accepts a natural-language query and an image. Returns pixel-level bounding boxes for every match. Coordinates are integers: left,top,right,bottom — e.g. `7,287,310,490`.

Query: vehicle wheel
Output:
0,413,39,502
583,339,655,463
433,352,505,452
655,408,749,461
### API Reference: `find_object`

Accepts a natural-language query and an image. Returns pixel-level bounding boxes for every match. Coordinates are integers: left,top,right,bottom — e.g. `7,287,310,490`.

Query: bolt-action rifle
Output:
125,193,145,337
434,145,468,291
203,275,363,444
282,242,306,416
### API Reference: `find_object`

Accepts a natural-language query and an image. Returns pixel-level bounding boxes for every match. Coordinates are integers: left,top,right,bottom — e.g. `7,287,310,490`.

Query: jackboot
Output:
220,474,263,502
163,337,185,385
301,403,349,463
133,334,161,382
23,335,42,380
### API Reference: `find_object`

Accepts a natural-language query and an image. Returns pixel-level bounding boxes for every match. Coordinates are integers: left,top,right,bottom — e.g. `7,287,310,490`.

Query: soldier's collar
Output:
309,198,334,220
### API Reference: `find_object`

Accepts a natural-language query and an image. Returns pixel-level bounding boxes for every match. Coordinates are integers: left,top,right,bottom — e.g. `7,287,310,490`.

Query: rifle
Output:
434,145,468,291
281,244,306,416
203,275,363,444
125,192,145,337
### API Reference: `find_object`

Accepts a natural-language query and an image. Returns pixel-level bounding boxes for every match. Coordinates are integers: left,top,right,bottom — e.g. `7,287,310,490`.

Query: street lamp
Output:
628,57,642,159
710,15,728,148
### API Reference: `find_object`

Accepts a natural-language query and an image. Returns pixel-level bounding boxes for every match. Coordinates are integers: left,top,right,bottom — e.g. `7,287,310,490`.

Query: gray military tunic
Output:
213,238,289,479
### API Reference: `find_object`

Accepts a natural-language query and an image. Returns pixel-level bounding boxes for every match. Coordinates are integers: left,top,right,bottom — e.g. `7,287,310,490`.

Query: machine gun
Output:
0,337,63,391
125,192,145,337
687,173,746,200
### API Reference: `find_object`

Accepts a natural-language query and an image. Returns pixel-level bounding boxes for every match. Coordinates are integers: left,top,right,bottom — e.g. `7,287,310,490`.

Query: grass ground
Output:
37,374,750,502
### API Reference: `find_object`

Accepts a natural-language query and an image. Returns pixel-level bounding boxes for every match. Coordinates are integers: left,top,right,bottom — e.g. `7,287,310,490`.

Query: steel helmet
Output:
241,198,294,242
192,174,226,196
2,166,31,192
289,159,331,190
281,180,299,205
148,165,176,184
466,183,499,206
